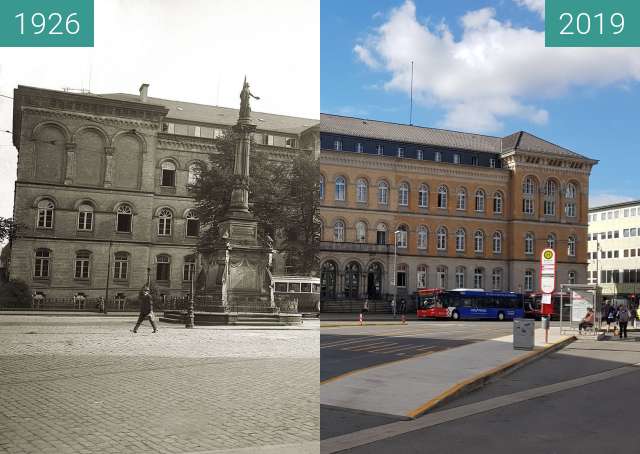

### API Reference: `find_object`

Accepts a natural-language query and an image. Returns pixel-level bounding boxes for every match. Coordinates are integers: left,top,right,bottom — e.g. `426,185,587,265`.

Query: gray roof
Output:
321,113,593,160
99,93,319,135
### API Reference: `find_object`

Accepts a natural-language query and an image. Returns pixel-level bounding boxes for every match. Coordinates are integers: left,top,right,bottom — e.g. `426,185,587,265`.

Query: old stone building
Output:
9,84,319,300
319,114,597,300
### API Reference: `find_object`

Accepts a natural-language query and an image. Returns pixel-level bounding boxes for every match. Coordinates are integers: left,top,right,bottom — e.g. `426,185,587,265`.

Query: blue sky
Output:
321,0,640,207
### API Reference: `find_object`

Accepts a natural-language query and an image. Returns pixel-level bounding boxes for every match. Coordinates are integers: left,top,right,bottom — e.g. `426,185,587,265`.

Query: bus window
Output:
274,282,287,293
288,283,301,292
301,282,311,293
312,283,320,293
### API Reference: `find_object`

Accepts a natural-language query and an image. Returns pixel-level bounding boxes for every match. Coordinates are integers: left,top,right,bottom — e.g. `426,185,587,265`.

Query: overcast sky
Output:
0,0,319,219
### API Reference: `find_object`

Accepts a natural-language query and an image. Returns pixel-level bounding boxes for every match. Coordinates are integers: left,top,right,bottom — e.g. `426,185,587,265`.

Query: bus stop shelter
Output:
559,284,602,337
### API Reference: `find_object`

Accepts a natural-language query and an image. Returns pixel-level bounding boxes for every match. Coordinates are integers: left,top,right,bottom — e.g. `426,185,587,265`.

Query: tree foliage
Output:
190,132,319,276
0,218,17,242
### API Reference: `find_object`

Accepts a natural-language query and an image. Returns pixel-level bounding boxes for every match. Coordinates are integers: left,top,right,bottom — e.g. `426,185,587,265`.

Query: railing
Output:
321,296,417,314
320,241,391,254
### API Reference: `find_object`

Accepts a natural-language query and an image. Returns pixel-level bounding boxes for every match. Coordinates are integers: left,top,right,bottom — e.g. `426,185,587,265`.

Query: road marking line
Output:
345,342,397,352
368,344,419,354
321,338,377,348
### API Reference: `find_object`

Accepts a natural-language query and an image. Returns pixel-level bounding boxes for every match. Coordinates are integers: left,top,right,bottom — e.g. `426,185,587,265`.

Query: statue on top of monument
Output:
239,76,260,119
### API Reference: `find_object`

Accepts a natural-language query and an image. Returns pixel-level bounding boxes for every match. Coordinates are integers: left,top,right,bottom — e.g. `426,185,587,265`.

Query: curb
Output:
321,322,407,328
405,335,577,419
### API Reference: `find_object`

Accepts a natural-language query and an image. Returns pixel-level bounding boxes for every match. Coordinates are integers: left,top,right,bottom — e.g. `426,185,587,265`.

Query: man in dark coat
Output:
132,287,158,333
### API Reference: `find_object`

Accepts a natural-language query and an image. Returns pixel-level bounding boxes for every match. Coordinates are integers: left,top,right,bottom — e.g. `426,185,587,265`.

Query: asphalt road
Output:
322,335,640,454
320,321,515,383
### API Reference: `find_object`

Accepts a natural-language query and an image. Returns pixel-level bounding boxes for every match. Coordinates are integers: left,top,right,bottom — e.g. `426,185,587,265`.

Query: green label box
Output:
0,0,94,47
546,0,640,47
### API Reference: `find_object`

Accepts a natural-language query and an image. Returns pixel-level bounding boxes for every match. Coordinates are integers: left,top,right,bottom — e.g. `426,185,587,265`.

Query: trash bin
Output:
513,318,535,350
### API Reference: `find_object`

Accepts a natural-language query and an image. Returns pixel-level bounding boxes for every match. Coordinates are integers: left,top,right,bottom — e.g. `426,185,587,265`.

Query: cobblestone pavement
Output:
0,316,320,454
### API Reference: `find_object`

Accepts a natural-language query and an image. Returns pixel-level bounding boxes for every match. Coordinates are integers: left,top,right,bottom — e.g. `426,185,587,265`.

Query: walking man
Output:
399,297,407,324
132,287,158,333
617,304,630,339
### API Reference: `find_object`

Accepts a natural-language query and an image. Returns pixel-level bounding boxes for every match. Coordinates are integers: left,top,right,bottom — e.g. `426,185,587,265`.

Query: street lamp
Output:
185,252,197,329
392,230,401,305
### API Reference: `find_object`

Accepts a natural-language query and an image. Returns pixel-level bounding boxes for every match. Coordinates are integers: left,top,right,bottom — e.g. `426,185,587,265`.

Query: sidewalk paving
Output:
320,327,571,419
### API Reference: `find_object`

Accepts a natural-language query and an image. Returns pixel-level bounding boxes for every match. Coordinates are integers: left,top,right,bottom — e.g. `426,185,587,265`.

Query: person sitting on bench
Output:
579,307,594,334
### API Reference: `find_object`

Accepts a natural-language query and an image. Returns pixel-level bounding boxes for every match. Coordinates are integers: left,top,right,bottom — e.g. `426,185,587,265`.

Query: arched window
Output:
77,203,93,231
473,267,484,289
565,183,577,217
493,231,502,254
114,252,129,280
399,183,409,206
378,181,389,205
158,208,173,236
547,233,556,250
116,204,133,233
474,230,484,253
455,228,465,252
376,223,387,245
156,255,171,281
436,265,448,289
493,192,503,214
456,188,466,210
321,261,337,298
356,179,368,203
74,251,91,279
418,184,429,208
567,235,576,257
161,161,177,187
187,163,201,186
333,220,345,242
36,199,55,229
396,225,408,248
437,227,447,250
568,271,577,285
319,175,325,200
543,180,557,216
522,177,535,215
525,232,535,255
34,249,50,278
455,266,466,288
355,221,367,242
492,268,503,290
185,210,199,237
335,177,346,201
438,185,448,209
183,255,196,281
417,265,428,288
475,190,485,212
417,226,428,250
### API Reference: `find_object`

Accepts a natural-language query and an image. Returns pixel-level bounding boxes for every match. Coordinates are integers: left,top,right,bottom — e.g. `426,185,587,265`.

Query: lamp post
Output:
146,267,151,288
185,252,197,329
103,240,112,314
393,230,401,305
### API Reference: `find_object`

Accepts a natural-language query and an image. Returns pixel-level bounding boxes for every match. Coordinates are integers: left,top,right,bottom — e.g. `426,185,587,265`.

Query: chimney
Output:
139,83,149,102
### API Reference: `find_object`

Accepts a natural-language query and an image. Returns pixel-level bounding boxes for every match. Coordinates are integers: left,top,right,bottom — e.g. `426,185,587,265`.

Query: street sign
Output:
539,248,556,294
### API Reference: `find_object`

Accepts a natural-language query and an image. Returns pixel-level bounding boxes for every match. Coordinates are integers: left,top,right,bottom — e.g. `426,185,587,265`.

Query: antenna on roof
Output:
409,60,414,125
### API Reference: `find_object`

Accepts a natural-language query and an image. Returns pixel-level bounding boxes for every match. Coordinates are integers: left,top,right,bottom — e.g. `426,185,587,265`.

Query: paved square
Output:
0,316,320,454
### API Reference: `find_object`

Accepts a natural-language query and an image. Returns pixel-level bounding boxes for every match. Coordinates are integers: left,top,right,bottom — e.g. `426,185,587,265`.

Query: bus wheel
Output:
451,310,460,321
497,311,505,321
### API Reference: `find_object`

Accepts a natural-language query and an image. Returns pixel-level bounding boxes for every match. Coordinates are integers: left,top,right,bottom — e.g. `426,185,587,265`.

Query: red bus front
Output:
416,288,449,319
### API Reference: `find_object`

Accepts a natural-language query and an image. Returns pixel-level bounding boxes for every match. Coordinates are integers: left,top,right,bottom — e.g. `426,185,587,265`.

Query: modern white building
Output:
587,200,640,301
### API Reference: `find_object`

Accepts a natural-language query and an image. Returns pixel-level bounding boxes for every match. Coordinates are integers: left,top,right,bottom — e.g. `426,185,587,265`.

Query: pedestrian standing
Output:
390,298,397,318
617,305,630,339
636,305,640,329
606,304,616,334
361,299,369,315
399,298,407,324
132,287,158,333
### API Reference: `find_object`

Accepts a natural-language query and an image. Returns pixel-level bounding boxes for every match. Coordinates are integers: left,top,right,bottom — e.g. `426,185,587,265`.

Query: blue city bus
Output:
417,288,524,321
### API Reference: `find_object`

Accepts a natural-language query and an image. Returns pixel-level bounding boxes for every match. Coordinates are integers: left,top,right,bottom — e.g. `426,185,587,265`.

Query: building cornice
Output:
320,151,511,183
22,106,160,131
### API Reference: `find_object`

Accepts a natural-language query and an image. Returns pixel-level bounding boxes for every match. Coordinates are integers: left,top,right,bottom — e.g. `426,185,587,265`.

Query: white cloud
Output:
514,0,545,19
0,0,319,218
354,1,640,133
589,193,636,208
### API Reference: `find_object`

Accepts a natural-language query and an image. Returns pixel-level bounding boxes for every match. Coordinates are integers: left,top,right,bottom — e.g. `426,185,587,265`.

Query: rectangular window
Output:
607,231,613,239
114,258,128,280
200,127,214,138
624,209,629,217
174,124,189,135
624,229,630,237
523,198,534,215
187,125,198,136
397,147,405,158
78,211,93,231
74,259,89,279
161,169,176,187
614,231,619,238
632,249,637,258
434,151,442,162
417,149,423,160
285,137,297,148
453,153,460,164
614,210,620,218
600,213,606,220
376,145,384,155
624,249,629,258
632,228,638,237
607,212,612,219
396,270,407,288
265,134,275,146
186,219,199,237
471,156,478,166
489,158,496,168
614,250,619,258
632,208,637,216
183,263,195,281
